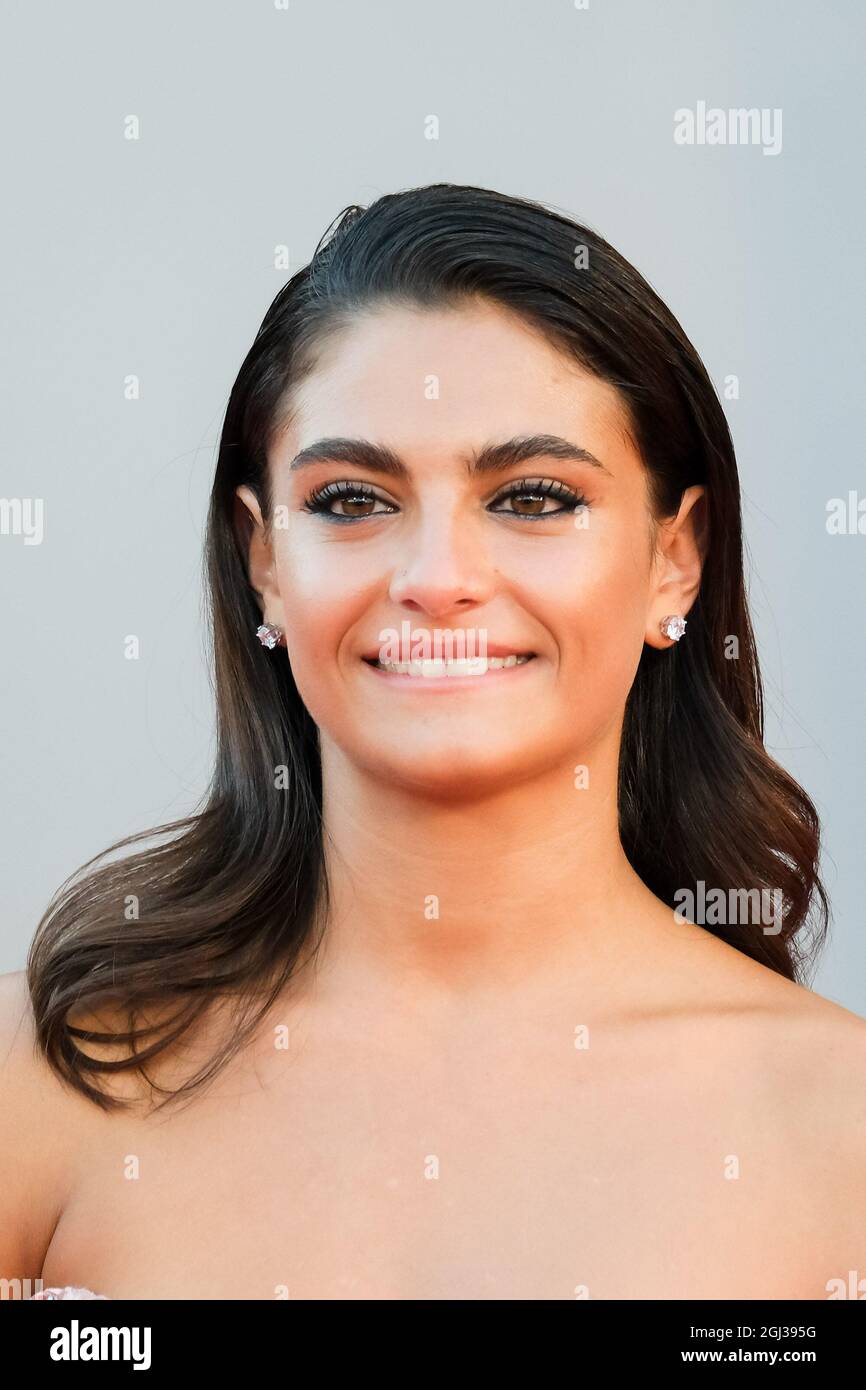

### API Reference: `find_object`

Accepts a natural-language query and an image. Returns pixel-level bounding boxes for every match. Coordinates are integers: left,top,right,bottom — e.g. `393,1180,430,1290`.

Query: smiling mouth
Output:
362,654,536,677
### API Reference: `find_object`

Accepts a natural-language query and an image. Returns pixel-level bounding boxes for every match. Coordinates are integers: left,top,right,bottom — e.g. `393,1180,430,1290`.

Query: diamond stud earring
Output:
659,614,687,642
256,623,284,649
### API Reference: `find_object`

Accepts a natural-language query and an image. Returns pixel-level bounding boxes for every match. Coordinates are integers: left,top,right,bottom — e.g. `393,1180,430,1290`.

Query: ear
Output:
234,484,285,629
644,484,707,649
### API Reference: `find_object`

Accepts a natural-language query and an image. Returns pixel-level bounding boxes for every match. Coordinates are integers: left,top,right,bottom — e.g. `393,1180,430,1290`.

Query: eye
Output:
302,480,398,522
488,477,589,519
302,476,590,523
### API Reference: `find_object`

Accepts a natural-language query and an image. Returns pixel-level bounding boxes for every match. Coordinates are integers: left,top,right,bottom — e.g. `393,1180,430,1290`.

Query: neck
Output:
311,735,663,1013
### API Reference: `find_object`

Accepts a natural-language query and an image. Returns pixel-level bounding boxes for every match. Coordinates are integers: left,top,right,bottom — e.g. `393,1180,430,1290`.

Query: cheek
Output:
511,523,649,689
273,532,372,690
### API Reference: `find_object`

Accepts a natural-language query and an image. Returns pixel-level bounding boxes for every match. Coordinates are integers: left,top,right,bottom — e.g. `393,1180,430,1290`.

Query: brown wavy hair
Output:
27,183,830,1111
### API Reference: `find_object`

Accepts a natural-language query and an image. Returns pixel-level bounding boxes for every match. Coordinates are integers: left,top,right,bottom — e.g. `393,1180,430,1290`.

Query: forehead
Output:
273,298,635,464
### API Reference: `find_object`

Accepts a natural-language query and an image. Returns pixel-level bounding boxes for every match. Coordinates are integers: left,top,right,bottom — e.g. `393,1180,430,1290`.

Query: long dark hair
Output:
28,183,829,1111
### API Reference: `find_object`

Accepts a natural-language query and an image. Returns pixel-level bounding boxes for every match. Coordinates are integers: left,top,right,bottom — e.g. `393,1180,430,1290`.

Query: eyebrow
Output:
288,434,612,479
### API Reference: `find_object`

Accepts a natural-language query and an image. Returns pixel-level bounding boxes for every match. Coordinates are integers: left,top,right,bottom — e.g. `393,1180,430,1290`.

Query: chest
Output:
42,1031,828,1299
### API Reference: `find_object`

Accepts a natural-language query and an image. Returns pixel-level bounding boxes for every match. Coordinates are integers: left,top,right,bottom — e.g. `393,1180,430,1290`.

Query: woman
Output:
3,183,864,1301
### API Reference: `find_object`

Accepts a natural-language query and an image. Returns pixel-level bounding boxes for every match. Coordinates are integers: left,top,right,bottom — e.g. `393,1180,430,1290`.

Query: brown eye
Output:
303,481,397,522
333,495,377,517
509,491,548,516
490,478,588,519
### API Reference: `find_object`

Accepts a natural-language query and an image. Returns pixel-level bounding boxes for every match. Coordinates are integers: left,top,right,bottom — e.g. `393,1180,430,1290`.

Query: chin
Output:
359,739,549,800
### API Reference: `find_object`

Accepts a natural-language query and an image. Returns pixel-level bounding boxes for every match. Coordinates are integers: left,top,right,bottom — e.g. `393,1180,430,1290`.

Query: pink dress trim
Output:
30,1286,108,1300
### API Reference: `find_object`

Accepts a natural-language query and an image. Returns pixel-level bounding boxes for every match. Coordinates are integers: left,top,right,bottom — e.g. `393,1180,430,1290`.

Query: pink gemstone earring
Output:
256,622,284,650
659,614,687,641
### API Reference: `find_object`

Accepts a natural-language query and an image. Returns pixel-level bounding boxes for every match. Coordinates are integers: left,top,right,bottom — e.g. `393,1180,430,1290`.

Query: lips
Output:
362,652,537,679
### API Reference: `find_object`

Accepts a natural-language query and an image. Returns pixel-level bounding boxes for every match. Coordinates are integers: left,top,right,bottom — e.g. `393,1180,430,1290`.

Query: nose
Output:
388,514,495,618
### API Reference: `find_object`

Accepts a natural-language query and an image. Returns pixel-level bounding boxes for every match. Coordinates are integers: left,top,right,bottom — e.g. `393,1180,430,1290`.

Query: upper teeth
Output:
375,655,532,676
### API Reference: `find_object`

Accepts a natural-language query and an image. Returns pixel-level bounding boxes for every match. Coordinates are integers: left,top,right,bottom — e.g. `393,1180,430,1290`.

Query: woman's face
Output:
237,297,704,795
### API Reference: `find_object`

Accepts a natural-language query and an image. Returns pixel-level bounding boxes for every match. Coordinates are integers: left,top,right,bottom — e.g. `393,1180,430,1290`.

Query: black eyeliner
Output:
302,475,589,522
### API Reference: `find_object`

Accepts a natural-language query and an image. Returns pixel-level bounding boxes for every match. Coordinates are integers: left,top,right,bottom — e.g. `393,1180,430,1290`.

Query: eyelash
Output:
302,477,589,523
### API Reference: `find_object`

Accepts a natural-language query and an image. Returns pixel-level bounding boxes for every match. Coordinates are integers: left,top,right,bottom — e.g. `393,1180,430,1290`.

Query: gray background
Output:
1,0,863,1011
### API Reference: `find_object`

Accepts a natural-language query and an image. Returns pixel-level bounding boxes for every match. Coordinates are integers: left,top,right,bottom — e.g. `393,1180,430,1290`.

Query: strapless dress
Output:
30,1287,108,1300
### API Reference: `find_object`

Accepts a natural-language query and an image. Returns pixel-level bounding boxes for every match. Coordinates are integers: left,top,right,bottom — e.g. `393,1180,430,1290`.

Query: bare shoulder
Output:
678,930,866,1272
0,968,166,1282
679,925,866,1112
756,969,866,1278
708,930,866,1080
755,969,866,1134
0,967,81,1126
752,965,866,1144
0,968,106,1282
